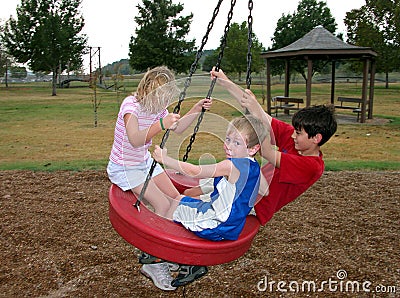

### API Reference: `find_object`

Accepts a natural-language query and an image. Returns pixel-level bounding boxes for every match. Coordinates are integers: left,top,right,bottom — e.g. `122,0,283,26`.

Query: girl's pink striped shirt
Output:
109,95,168,166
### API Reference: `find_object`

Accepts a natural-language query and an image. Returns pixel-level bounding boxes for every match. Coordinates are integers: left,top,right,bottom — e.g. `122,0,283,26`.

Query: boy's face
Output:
291,128,320,154
224,130,251,159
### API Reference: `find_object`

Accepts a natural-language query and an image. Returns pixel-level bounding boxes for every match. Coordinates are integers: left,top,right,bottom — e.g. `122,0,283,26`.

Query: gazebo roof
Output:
262,26,377,59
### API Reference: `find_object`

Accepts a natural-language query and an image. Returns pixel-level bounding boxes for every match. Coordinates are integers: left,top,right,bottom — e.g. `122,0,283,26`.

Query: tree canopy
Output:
129,0,195,73
269,0,337,80
1,0,87,95
344,0,400,88
202,22,264,82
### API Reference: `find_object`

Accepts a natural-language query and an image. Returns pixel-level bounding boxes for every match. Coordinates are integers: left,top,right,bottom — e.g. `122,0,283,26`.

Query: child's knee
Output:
153,203,171,217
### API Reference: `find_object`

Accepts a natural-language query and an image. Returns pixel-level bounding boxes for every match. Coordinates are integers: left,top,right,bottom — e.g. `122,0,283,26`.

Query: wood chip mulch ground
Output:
1,170,399,297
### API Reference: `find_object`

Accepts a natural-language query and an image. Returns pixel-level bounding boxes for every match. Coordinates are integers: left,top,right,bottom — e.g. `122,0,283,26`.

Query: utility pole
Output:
88,46,102,128
89,46,102,86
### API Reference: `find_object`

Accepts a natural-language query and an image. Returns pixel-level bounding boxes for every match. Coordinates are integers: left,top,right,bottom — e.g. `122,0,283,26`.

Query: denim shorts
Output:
107,158,164,191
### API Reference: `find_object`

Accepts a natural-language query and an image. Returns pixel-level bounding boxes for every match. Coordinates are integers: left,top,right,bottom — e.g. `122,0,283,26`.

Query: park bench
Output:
271,96,304,116
335,97,367,122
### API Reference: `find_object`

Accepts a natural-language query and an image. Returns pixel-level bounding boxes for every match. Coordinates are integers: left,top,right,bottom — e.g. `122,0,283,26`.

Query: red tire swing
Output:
109,0,259,266
109,170,261,265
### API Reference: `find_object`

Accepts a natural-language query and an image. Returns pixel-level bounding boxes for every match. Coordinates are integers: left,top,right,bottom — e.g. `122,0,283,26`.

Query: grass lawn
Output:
0,77,399,171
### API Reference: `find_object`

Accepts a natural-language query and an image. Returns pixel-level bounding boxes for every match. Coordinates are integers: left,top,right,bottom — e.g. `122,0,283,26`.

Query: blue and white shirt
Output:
173,157,260,241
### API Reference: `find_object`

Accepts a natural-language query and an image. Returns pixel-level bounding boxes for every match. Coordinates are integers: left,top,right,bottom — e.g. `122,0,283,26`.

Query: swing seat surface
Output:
108,170,261,265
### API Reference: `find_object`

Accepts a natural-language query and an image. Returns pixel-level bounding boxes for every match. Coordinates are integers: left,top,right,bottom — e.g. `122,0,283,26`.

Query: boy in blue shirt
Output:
148,115,268,287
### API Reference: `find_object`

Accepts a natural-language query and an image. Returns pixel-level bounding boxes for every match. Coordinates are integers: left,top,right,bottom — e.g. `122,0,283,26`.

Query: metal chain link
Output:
135,0,225,209
246,0,253,89
172,0,224,116
182,0,237,162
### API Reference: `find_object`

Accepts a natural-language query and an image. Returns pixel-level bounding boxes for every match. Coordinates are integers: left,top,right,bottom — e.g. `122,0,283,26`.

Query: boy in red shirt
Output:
210,68,337,225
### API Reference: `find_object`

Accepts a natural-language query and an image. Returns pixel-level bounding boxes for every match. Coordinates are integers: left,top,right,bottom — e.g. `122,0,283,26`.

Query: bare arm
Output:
261,142,281,168
258,173,270,196
210,67,245,104
153,145,235,179
210,68,281,167
183,186,204,197
173,98,212,134
238,89,281,167
124,113,180,147
210,68,272,125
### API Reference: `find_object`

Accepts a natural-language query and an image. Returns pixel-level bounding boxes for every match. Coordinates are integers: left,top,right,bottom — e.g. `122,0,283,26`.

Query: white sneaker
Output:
140,263,176,291
167,262,180,272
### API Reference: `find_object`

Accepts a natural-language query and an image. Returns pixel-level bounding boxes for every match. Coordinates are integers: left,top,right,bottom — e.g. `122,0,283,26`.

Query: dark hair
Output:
292,105,337,146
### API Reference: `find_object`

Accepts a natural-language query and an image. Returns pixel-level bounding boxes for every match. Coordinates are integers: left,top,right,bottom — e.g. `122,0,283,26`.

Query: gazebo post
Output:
361,59,370,123
331,60,336,104
266,59,272,114
284,60,290,97
368,59,376,120
306,58,312,107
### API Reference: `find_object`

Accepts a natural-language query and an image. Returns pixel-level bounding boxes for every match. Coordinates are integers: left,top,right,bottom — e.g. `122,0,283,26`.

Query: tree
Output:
202,51,219,73
344,0,400,88
129,0,195,73
270,0,337,80
0,52,12,87
0,22,12,87
1,0,87,95
204,22,264,81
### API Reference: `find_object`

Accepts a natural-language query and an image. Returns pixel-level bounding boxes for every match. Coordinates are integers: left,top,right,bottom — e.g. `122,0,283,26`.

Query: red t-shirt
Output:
254,118,324,225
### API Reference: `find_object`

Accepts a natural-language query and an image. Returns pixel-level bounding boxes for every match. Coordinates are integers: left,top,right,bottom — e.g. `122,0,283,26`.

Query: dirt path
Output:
1,170,399,297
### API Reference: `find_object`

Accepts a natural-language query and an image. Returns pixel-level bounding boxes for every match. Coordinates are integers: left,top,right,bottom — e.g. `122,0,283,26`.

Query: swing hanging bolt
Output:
134,200,141,212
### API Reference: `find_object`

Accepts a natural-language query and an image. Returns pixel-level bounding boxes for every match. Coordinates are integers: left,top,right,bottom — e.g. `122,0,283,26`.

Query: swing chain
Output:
182,107,204,162
172,0,224,116
135,0,225,210
182,0,237,162
246,0,253,89
214,0,237,72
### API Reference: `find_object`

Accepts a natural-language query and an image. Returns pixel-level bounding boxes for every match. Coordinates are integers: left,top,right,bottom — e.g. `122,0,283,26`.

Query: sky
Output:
1,0,366,68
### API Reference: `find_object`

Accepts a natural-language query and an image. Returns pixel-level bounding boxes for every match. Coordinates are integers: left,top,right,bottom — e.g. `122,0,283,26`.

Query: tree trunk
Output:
385,71,389,89
5,61,9,88
52,68,57,96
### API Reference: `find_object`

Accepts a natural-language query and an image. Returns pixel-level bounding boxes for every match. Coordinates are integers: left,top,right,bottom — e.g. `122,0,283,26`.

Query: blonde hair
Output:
136,66,180,114
227,115,268,148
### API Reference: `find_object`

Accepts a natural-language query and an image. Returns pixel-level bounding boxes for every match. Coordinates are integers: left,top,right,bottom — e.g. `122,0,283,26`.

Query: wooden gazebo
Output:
261,26,378,123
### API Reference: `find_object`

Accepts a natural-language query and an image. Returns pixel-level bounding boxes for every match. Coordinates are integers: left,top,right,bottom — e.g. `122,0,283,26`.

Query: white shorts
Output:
107,158,164,191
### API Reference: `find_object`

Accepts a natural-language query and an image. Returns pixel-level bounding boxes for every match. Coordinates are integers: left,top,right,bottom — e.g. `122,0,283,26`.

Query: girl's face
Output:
223,130,250,159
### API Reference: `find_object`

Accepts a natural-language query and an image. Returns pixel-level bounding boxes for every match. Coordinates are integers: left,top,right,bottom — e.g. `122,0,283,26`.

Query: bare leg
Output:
165,198,180,219
153,171,180,198
153,171,183,219
133,179,173,217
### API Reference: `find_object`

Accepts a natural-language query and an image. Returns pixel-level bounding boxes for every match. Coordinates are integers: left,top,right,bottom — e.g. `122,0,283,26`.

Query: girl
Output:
107,66,211,291
108,65,211,216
